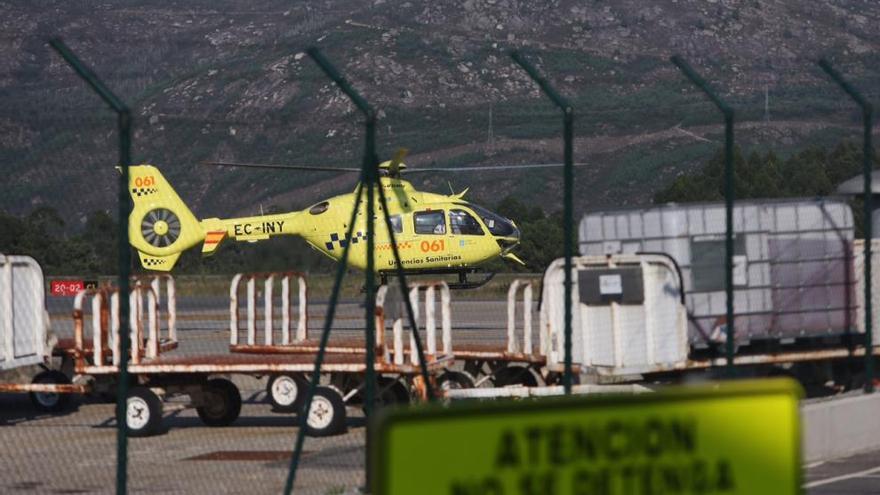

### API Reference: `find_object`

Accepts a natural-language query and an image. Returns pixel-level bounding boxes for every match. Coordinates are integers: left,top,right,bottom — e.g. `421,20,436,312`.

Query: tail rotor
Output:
141,208,182,248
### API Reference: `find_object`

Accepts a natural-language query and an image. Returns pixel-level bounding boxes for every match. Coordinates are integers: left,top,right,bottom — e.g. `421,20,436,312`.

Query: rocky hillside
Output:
3,0,880,228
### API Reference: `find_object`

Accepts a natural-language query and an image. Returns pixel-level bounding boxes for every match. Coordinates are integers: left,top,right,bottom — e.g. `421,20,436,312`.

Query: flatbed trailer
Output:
224,274,452,407
445,253,880,400
480,254,879,395
225,259,880,398
62,280,446,437
0,254,91,410
226,274,565,392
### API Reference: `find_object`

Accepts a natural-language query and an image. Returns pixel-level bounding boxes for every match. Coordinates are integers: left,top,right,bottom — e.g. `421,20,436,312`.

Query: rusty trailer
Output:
0,254,90,412
67,275,446,437
227,275,456,410
446,253,880,401
226,273,557,393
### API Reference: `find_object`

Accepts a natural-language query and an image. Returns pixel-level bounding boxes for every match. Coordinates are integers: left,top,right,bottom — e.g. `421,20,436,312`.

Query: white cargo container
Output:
540,254,689,375
579,199,855,345
852,239,880,345
0,254,48,371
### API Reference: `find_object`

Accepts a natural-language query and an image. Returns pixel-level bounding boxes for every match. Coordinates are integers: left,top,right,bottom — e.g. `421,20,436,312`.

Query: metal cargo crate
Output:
540,254,689,374
0,254,48,371
579,198,856,345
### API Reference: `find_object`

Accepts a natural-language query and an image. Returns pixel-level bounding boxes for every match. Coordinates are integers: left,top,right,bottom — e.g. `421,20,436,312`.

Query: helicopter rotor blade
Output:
401,162,590,174
388,148,409,176
202,161,361,173
202,159,588,174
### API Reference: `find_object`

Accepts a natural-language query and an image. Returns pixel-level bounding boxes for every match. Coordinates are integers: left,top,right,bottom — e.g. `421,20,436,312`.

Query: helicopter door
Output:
413,210,446,236
448,209,486,260
413,210,447,256
448,209,484,236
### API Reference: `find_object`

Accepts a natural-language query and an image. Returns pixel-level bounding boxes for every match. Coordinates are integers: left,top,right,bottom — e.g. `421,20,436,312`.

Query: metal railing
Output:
404,282,453,364
819,59,875,393
283,48,436,494
511,51,576,394
229,272,308,347
506,279,534,355
376,282,453,366
72,282,176,372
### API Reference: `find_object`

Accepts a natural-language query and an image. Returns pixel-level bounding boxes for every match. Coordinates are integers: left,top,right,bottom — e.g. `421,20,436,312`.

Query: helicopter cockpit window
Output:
309,201,329,215
466,203,516,237
449,209,484,235
414,210,446,235
390,214,403,234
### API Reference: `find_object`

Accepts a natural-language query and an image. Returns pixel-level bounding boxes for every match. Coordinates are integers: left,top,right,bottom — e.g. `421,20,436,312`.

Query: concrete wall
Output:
802,393,880,463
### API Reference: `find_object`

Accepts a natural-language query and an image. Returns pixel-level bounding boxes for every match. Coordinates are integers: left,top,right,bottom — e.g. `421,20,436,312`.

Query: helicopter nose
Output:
495,226,520,254
507,220,521,241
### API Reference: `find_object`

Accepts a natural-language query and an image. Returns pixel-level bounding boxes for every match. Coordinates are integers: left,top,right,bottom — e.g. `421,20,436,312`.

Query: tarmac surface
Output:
1,290,878,493
1,294,523,494
4,389,880,494
806,450,880,494
0,379,367,494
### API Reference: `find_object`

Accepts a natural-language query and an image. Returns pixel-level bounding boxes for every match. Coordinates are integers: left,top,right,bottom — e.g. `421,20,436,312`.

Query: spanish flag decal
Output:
201,230,227,255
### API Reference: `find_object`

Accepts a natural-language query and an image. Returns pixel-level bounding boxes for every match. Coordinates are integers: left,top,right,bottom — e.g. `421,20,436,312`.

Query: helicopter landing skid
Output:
450,269,495,290
376,268,496,290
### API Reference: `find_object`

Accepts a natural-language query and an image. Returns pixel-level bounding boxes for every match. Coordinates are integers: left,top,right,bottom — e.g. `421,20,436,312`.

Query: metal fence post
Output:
282,178,365,495
819,59,875,394
284,47,434,494
305,47,379,423
49,38,133,495
510,50,575,394
671,55,736,375
301,48,435,401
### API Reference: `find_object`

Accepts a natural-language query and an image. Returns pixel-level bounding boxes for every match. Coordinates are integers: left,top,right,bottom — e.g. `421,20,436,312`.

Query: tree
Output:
654,141,874,204
77,210,118,274
491,196,570,272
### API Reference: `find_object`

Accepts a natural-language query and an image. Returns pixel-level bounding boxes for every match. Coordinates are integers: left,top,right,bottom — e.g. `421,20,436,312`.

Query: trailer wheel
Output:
493,366,539,387
29,370,72,413
437,370,476,390
376,377,410,406
126,386,163,437
361,377,410,414
545,371,581,386
197,378,242,427
266,374,307,413
304,386,347,437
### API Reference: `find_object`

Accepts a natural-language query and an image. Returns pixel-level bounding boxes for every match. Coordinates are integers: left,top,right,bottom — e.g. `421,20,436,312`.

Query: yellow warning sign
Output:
371,379,802,495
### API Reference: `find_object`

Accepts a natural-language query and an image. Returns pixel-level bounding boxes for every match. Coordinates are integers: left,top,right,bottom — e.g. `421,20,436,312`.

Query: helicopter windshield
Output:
465,203,518,237
449,209,484,235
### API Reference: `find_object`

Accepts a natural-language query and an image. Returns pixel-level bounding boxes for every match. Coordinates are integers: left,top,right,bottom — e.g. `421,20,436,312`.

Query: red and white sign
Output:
49,280,98,296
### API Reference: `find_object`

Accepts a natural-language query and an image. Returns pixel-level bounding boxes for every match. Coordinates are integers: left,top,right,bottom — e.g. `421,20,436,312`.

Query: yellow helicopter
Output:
127,151,547,288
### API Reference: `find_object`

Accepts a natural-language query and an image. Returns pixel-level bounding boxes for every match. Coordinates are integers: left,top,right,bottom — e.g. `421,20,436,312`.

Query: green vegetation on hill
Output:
489,196,569,273
654,141,871,203
0,208,118,275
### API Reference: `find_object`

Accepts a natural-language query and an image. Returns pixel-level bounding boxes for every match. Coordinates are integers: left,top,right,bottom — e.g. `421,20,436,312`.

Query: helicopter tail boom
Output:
127,164,310,271
199,211,303,247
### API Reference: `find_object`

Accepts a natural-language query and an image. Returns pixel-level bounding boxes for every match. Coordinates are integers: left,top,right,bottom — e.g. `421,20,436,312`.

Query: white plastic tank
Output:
0,254,47,371
579,198,855,345
540,254,689,375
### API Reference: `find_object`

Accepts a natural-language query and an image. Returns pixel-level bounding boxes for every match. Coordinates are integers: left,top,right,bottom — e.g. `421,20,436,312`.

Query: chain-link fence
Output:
2,13,879,494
